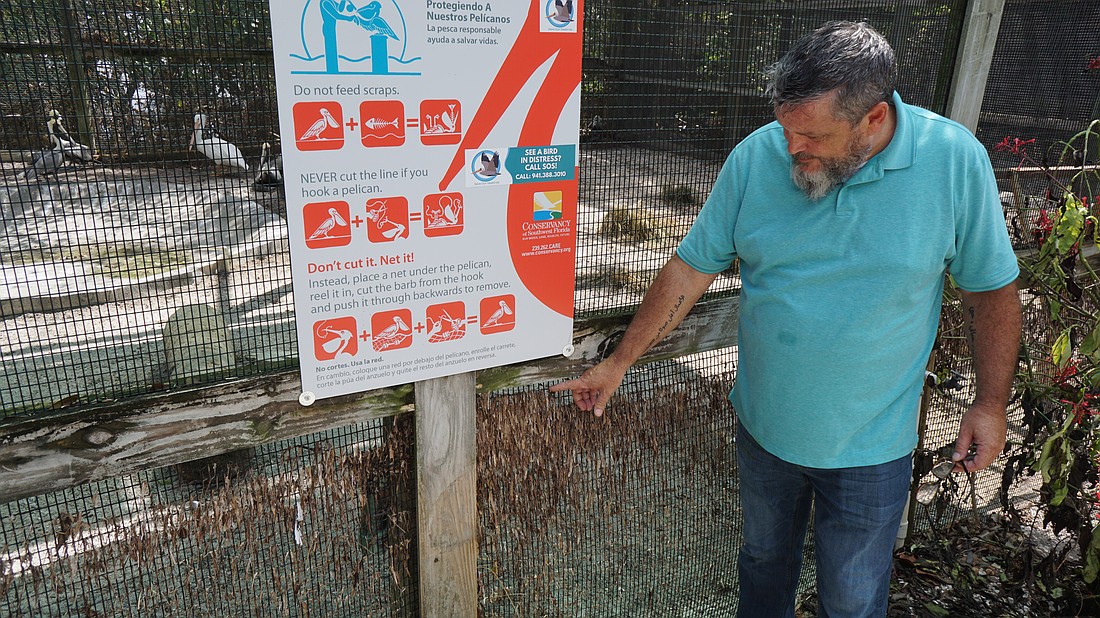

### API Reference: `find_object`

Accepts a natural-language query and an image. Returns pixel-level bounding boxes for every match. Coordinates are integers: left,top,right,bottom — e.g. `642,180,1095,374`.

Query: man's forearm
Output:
961,282,1022,408
605,255,718,370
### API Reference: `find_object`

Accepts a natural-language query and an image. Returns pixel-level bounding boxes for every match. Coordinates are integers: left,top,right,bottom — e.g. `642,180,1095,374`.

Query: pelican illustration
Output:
190,112,249,172
483,300,514,327
475,151,500,177
317,323,353,357
426,317,443,339
550,0,573,23
299,108,340,141
365,201,407,239
327,0,398,39
376,315,411,340
253,141,284,192
356,1,397,37
426,195,462,228
309,207,349,240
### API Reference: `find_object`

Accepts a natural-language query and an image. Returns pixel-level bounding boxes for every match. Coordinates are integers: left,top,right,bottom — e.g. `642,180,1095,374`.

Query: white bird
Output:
253,141,284,192
18,114,68,181
309,207,348,240
298,108,339,141
483,300,513,327
189,112,249,172
475,151,500,177
49,110,94,162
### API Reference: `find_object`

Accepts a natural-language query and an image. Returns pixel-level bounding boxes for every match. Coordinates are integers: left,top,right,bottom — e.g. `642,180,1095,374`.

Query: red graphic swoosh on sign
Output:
438,2,582,319
438,2,583,190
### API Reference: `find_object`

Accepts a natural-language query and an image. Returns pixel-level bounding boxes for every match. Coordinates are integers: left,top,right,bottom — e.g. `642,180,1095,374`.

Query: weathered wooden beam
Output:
994,164,1100,182
476,293,740,392
415,373,477,617
0,294,740,502
0,373,414,503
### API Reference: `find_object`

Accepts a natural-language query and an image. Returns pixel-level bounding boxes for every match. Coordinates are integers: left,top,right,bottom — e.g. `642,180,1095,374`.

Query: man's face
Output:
775,96,873,200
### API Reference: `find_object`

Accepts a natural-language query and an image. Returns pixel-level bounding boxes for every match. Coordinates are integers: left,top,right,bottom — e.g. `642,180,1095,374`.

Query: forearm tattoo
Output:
966,304,977,349
648,294,686,350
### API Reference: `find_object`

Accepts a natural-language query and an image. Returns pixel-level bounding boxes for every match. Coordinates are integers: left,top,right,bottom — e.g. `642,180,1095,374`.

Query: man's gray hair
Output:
765,21,897,124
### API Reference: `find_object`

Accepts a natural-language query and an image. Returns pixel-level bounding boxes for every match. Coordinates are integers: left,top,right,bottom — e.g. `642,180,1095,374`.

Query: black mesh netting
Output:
3,0,1097,614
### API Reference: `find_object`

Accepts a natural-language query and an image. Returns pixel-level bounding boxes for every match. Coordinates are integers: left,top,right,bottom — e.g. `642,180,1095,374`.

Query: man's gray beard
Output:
790,141,872,201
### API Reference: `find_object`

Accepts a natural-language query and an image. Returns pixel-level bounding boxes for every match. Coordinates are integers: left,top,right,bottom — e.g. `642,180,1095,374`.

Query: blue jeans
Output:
735,423,911,618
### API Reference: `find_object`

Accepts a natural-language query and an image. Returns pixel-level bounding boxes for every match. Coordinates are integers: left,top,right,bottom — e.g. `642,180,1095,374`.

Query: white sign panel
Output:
268,0,583,400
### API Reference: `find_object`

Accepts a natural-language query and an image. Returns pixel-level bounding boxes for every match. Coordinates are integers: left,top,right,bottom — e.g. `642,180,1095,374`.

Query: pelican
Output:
353,1,398,38
484,300,513,327
427,195,462,228
309,207,348,240
189,112,249,172
550,0,573,22
18,133,64,181
253,142,284,192
366,201,407,239
298,108,340,141
377,315,410,339
438,195,461,225
475,151,500,177
317,323,353,356
49,110,94,162
18,114,68,181
426,317,443,339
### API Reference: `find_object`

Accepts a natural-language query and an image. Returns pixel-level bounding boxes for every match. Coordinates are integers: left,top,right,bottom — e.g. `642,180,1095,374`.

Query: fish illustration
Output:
440,105,458,132
364,117,399,130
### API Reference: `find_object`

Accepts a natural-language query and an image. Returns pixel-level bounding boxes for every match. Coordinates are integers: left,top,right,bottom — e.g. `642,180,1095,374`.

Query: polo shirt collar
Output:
879,91,915,171
846,91,914,186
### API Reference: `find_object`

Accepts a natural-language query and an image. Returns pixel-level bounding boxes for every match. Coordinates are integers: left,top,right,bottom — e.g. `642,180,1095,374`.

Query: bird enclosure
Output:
2,0,1099,615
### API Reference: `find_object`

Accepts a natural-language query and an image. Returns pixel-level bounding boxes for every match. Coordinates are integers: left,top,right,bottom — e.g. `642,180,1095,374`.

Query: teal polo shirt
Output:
677,92,1019,468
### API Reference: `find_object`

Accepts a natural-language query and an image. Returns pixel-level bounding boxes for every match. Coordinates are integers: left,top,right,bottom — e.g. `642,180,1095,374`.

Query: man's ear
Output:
864,101,890,132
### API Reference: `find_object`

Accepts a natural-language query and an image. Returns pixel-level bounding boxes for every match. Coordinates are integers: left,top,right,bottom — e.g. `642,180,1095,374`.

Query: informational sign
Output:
268,0,583,401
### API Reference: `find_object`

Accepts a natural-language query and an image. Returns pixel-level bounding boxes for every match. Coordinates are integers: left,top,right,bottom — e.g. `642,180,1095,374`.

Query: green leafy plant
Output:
1000,119,1100,590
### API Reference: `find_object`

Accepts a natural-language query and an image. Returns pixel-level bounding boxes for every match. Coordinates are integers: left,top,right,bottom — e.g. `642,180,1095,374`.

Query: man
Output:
551,21,1021,617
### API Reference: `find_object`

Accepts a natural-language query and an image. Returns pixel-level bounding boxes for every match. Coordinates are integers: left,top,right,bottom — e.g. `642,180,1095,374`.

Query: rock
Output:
162,303,235,386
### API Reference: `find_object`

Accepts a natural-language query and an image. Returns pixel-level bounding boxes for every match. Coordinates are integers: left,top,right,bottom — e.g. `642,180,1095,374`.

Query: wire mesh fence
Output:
0,419,418,617
479,352,747,616
1,0,288,417
2,0,1098,615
